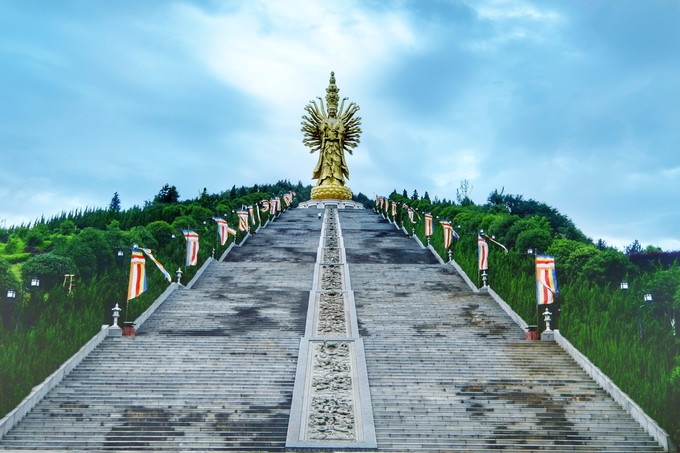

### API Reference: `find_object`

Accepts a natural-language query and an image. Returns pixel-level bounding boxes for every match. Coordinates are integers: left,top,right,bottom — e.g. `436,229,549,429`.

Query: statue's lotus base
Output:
311,184,352,200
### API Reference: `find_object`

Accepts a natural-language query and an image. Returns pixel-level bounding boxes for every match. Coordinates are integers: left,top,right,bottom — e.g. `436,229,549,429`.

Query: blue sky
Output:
1,0,679,251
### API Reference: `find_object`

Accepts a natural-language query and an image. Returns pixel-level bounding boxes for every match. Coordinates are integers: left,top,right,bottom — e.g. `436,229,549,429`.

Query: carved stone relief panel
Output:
322,247,340,264
317,292,347,335
307,341,356,440
320,265,343,290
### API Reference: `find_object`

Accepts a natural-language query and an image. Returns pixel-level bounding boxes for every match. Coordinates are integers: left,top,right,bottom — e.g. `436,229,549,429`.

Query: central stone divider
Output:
286,205,377,449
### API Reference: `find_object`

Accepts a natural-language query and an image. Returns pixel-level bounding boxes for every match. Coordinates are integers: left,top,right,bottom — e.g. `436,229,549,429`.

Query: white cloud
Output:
167,1,419,110
472,0,561,22
0,183,96,226
429,151,481,191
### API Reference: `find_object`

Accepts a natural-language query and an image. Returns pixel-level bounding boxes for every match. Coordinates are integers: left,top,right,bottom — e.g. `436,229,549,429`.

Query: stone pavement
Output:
0,207,668,451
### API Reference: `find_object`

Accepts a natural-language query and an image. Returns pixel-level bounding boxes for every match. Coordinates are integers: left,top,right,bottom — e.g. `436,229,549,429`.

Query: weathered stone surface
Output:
0,207,667,452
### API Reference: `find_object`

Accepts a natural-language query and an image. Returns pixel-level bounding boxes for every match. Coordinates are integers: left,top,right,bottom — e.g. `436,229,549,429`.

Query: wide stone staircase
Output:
0,209,319,451
340,209,666,452
0,206,669,451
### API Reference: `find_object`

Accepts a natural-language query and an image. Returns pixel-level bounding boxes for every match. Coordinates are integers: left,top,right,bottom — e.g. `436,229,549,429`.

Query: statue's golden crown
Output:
325,71,339,110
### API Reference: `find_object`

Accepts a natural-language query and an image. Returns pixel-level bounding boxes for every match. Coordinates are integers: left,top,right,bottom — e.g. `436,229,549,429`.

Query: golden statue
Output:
302,72,362,200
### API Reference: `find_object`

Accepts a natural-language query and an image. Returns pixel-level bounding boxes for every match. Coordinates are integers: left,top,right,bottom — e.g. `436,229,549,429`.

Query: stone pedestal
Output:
541,330,555,341
107,325,122,337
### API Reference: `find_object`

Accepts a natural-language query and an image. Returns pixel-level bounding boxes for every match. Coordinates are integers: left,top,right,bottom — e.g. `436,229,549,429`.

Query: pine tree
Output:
154,184,180,204
109,192,121,212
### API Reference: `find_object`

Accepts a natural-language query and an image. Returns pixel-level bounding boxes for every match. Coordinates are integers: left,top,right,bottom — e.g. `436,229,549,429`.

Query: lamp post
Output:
638,293,653,339
5,289,18,331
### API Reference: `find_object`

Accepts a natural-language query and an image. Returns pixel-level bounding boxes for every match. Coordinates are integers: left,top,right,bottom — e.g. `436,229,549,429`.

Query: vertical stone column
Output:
286,206,376,449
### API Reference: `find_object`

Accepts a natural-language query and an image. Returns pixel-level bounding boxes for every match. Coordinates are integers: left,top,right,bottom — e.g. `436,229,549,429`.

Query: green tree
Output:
515,228,553,255
562,243,599,283
0,257,20,328
162,204,185,223
171,215,198,232
125,226,157,250
187,204,214,224
146,221,175,251
580,249,636,286
59,220,76,236
25,224,48,248
624,239,642,256
21,253,77,289
4,235,24,255
109,192,121,212
486,214,518,243
506,216,553,249
154,184,180,204
646,266,680,335
0,257,19,293
55,236,97,280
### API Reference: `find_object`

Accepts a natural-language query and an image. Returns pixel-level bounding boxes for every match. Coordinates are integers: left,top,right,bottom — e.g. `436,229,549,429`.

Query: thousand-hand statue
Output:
302,72,362,200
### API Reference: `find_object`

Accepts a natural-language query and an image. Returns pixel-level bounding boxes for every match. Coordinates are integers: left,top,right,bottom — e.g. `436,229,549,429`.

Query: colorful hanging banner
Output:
536,255,559,305
214,217,229,246
391,201,397,218
484,234,508,254
237,210,249,231
440,221,454,249
407,208,415,224
183,230,199,266
127,248,147,300
248,206,255,225
140,247,172,282
424,214,433,237
261,200,271,214
478,233,489,271
283,193,292,207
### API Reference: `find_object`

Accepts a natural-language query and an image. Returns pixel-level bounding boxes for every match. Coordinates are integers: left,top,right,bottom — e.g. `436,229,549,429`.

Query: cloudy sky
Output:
1,0,679,251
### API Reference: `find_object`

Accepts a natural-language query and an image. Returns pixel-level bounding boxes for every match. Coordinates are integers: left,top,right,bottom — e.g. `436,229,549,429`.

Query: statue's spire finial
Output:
326,71,339,110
